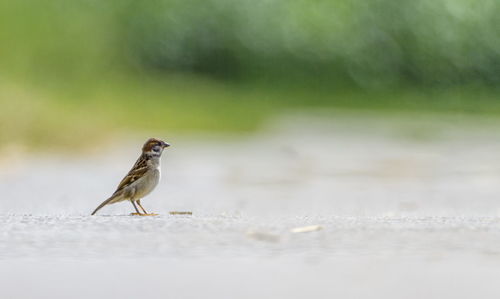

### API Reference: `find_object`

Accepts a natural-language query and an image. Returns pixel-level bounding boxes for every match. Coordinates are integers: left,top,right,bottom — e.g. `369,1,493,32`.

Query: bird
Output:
91,138,170,216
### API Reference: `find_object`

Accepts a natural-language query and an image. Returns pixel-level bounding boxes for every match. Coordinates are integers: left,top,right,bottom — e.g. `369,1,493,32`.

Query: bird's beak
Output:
162,141,171,148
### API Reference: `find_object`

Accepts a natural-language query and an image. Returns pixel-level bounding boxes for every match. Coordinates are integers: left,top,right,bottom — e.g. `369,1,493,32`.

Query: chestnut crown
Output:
142,138,170,153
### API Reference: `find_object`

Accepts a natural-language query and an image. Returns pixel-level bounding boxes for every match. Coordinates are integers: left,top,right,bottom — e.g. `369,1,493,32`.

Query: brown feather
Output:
142,138,162,152
112,155,149,195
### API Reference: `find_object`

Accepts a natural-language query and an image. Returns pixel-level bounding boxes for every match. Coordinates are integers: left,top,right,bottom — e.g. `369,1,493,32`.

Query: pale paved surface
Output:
2,113,500,298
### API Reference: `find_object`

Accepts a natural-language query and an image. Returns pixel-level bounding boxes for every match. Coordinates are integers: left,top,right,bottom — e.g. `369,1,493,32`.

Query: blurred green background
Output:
1,0,499,149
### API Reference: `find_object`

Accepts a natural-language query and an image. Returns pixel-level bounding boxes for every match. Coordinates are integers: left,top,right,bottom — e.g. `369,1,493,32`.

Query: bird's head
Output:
142,138,170,156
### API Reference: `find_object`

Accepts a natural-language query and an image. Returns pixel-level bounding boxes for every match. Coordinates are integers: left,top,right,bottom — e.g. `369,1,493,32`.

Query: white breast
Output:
132,169,160,200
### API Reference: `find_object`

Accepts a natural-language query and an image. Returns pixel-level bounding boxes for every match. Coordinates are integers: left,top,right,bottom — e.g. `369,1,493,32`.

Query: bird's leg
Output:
137,199,147,214
130,200,143,216
137,199,158,216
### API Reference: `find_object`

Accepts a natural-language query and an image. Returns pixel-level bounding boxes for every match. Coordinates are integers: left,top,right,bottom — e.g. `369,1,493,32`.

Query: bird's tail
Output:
91,193,123,215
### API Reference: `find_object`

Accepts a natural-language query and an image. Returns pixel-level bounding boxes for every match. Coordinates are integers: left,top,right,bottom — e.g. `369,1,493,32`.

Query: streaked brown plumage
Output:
91,138,170,216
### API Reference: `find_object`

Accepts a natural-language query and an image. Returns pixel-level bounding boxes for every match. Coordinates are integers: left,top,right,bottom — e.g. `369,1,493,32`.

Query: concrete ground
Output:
2,113,500,298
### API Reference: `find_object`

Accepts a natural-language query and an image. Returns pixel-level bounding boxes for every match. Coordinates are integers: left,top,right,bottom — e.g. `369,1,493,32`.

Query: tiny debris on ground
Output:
246,230,281,242
290,225,323,233
169,211,193,215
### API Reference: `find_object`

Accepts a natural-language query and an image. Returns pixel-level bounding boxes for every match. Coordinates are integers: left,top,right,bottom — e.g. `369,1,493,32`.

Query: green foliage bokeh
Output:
1,0,499,87
1,0,500,149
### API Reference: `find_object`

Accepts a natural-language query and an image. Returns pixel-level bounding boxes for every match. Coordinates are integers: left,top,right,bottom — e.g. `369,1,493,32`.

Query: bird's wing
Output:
91,154,150,215
113,155,149,195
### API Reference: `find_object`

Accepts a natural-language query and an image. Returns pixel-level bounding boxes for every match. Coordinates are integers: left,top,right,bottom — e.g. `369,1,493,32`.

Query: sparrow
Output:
91,138,170,216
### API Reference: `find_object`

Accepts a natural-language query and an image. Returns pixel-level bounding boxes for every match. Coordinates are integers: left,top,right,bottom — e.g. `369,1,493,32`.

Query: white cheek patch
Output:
146,150,161,157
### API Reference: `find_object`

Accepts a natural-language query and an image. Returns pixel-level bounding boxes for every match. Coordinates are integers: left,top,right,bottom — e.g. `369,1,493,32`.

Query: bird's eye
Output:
153,147,160,152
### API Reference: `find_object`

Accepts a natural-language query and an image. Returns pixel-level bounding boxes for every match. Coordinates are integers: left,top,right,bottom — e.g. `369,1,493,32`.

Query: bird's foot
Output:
130,212,159,216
